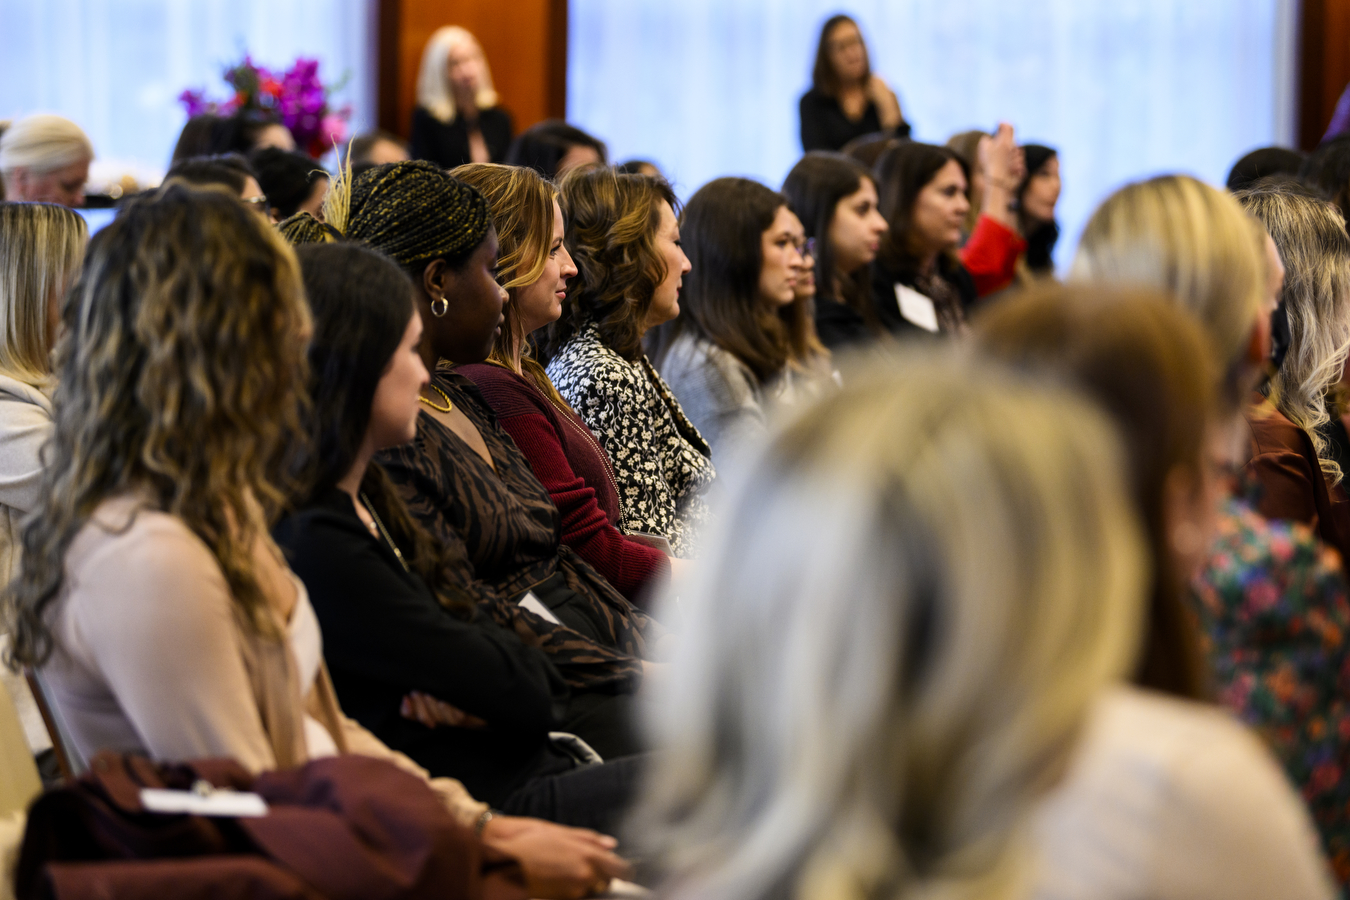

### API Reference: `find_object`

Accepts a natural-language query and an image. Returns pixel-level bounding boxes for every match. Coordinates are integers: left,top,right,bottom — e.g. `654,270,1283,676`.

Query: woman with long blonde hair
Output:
411,26,512,169
634,349,1147,900
0,201,86,758
453,162,676,605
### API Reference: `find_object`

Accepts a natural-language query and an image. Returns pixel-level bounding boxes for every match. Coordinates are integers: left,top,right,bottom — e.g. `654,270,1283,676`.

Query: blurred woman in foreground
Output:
634,348,1145,900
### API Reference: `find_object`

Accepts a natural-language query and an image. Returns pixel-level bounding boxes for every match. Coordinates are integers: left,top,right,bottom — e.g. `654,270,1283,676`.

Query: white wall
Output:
568,0,1294,270
0,0,374,180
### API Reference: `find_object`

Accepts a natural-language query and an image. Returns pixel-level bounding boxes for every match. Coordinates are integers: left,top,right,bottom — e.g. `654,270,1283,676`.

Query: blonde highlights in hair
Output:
1237,184,1350,484
1072,175,1266,378
634,350,1146,900
5,184,312,666
0,202,86,386
451,162,566,401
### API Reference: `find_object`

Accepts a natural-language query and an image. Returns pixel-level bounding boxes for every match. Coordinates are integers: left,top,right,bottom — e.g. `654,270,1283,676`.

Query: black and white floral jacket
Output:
546,321,716,557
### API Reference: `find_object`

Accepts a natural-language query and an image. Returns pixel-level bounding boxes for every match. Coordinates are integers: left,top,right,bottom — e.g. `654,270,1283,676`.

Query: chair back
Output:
0,677,40,815
24,669,83,779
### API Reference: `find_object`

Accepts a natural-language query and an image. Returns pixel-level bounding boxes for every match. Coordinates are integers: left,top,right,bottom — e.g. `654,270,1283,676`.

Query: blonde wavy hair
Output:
415,26,499,124
1071,175,1267,400
452,162,567,403
4,183,312,666
633,348,1146,900
1236,182,1350,484
0,202,86,387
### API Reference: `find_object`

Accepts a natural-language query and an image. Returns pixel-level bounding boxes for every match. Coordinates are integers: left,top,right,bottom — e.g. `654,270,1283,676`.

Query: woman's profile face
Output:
826,21,867,84
1023,155,1062,223
829,176,888,274
429,227,507,364
645,200,691,330
910,160,970,256
759,205,805,307
513,200,578,334
369,308,430,450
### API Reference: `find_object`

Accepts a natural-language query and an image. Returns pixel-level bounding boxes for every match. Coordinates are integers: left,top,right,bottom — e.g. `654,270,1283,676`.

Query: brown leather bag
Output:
15,752,528,900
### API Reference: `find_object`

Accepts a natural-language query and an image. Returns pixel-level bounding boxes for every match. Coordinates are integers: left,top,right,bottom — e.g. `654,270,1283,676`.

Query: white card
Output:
140,788,269,817
519,591,561,624
895,284,940,332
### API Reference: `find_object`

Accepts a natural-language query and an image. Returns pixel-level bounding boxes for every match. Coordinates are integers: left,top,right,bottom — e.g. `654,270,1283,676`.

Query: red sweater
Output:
457,363,670,605
960,214,1027,298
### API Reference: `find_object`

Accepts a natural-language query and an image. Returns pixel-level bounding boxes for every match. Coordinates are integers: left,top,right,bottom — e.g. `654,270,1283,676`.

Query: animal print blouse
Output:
546,322,716,558
378,370,653,694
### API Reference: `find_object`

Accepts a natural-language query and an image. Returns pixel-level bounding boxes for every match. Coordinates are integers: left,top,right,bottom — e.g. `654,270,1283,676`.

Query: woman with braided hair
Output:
283,160,658,762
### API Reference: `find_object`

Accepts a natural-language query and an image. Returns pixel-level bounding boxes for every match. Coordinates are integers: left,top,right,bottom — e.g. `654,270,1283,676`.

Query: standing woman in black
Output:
799,15,908,152
871,142,977,337
410,26,514,169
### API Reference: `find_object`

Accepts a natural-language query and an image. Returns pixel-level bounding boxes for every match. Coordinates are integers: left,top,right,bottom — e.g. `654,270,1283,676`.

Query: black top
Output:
274,485,571,804
869,257,978,337
799,87,909,152
410,105,514,170
814,297,873,350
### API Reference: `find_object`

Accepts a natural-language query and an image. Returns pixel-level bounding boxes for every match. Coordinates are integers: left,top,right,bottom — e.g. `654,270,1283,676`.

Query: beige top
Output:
1031,685,1334,900
39,495,486,826
0,372,52,754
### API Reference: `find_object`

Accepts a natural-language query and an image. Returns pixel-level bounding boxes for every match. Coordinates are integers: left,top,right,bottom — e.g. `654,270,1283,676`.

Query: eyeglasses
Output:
241,195,270,214
795,237,817,259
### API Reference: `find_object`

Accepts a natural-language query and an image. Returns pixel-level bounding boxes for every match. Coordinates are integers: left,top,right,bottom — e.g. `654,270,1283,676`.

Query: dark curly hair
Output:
547,167,678,361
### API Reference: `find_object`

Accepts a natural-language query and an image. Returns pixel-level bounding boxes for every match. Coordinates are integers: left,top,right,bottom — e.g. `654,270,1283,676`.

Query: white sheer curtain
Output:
0,0,374,180
568,0,1294,269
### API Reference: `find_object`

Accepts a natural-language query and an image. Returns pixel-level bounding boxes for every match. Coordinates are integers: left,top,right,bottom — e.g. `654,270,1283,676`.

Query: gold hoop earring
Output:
430,296,449,318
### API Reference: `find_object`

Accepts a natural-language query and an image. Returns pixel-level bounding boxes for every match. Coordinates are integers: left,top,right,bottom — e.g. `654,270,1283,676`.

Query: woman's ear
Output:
421,258,451,302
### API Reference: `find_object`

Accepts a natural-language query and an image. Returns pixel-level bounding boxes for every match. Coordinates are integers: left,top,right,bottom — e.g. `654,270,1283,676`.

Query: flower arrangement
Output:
179,56,350,159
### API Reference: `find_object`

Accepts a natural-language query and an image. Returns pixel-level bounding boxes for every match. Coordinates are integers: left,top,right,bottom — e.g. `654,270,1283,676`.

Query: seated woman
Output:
545,168,714,557
506,121,607,179
1015,144,1061,281
451,162,674,606
798,14,907,152
632,348,1145,900
1234,182,1350,560
3,183,625,898
0,201,85,760
782,151,888,348
871,141,979,336
1073,174,1350,889
300,161,655,759
648,176,827,465
163,152,269,209
976,285,1334,900
275,240,642,833
248,147,329,222
410,26,513,169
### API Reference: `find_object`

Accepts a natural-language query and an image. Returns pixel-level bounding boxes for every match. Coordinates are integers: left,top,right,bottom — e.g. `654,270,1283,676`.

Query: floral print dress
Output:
1192,498,1350,888
546,321,716,557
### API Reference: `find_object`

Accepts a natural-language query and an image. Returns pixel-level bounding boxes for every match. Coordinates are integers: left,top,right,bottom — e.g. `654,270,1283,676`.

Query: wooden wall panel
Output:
377,0,567,141
1299,0,1350,149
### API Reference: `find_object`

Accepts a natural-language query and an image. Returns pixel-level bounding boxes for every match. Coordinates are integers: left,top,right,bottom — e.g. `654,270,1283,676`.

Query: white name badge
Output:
519,590,561,624
895,284,940,332
140,787,269,817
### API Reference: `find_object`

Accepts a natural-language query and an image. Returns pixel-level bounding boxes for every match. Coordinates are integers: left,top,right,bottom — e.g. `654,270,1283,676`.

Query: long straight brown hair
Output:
649,177,822,383
974,283,1216,701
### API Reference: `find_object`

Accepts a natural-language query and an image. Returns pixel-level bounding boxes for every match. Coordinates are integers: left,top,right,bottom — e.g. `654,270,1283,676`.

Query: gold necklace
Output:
418,383,454,414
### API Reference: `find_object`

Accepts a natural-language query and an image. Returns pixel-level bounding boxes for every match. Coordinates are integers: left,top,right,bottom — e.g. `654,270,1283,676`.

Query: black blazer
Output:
275,485,570,804
410,105,514,169
869,257,977,337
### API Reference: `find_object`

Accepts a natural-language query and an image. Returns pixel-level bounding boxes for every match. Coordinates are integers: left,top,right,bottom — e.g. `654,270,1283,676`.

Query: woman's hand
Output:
978,123,1026,230
866,74,903,131
481,815,631,899
400,691,488,729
